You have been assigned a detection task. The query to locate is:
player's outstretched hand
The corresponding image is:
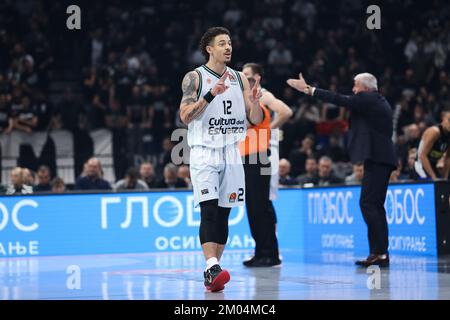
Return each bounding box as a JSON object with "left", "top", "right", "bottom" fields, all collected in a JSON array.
[
  {"left": 287, "top": 73, "right": 308, "bottom": 92},
  {"left": 249, "top": 77, "right": 262, "bottom": 104},
  {"left": 211, "top": 71, "right": 230, "bottom": 96}
]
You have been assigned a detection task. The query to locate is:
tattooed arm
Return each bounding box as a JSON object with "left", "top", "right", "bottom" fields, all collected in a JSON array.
[
  {"left": 179, "top": 71, "right": 207, "bottom": 125},
  {"left": 180, "top": 70, "right": 230, "bottom": 125}
]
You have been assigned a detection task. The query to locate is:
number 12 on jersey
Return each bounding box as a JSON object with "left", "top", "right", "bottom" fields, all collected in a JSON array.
[{"left": 223, "top": 100, "right": 232, "bottom": 115}]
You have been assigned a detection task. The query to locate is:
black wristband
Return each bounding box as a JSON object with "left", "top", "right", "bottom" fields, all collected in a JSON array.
[{"left": 203, "top": 91, "right": 215, "bottom": 103}]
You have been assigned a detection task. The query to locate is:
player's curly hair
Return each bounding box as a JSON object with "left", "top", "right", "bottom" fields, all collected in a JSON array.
[{"left": 199, "top": 27, "right": 231, "bottom": 61}]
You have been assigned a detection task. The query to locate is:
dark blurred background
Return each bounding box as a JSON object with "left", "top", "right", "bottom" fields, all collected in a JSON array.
[{"left": 0, "top": 0, "right": 449, "bottom": 192}]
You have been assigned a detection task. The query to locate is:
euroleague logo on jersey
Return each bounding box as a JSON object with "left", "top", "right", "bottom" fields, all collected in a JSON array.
[{"left": 229, "top": 192, "right": 237, "bottom": 203}]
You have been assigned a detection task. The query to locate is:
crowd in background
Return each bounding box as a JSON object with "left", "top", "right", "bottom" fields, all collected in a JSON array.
[{"left": 1, "top": 0, "right": 450, "bottom": 194}]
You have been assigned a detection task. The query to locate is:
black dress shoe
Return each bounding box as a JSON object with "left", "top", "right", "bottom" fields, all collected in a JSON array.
[
  {"left": 355, "top": 254, "right": 389, "bottom": 267},
  {"left": 355, "top": 254, "right": 376, "bottom": 266},
  {"left": 243, "top": 256, "right": 282, "bottom": 267},
  {"left": 243, "top": 256, "right": 258, "bottom": 267}
]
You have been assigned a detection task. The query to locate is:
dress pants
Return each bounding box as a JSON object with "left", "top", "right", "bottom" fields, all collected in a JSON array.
[
  {"left": 243, "top": 153, "right": 279, "bottom": 259},
  {"left": 360, "top": 160, "right": 394, "bottom": 254}
]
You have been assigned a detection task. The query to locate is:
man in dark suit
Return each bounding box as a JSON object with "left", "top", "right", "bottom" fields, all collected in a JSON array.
[
  {"left": 287, "top": 73, "right": 397, "bottom": 267},
  {"left": 75, "top": 157, "right": 112, "bottom": 191}
]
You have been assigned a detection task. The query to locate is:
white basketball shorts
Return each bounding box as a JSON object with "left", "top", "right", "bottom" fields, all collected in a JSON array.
[{"left": 190, "top": 143, "right": 245, "bottom": 208}]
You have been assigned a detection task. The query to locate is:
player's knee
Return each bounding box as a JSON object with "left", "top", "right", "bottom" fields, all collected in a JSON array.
[
  {"left": 199, "top": 199, "right": 222, "bottom": 244},
  {"left": 216, "top": 207, "right": 231, "bottom": 244}
]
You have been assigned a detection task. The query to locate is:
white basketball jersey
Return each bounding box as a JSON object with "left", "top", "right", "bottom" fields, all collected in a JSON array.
[{"left": 187, "top": 65, "right": 247, "bottom": 148}]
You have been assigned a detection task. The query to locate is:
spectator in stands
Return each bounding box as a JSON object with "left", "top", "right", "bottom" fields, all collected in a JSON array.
[
  {"left": 321, "top": 133, "right": 349, "bottom": 163},
  {"left": 10, "top": 95, "right": 38, "bottom": 133},
  {"left": 345, "top": 162, "right": 364, "bottom": 185},
  {"left": 156, "top": 163, "right": 187, "bottom": 189},
  {"left": 90, "top": 28, "right": 104, "bottom": 67},
  {"left": 320, "top": 99, "right": 346, "bottom": 123},
  {"left": 125, "top": 85, "right": 153, "bottom": 158},
  {"left": 0, "top": 91, "right": 13, "bottom": 134},
  {"left": 413, "top": 104, "right": 427, "bottom": 130},
  {"left": 267, "top": 42, "right": 293, "bottom": 77},
  {"left": 279, "top": 158, "right": 298, "bottom": 186},
  {"left": 105, "top": 99, "right": 128, "bottom": 129},
  {"left": 150, "top": 86, "right": 173, "bottom": 137},
  {"left": 390, "top": 161, "right": 403, "bottom": 183},
  {"left": 316, "top": 156, "right": 344, "bottom": 186},
  {"left": 177, "top": 164, "right": 192, "bottom": 189},
  {"left": 32, "top": 91, "right": 53, "bottom": 131},
  {"left": 157, "top": 136, "right": 175, "bottom": 171},
  {"left": 114, "top": 167, "right": 148, "bottom": 191},
  {"left": 89, "top": 79, "right": 110, "bottom": 130},
  {"left": 139, "top": 162, "right": 157, "bottom": 188},
  {"left": 405, "top": 123, "right": 422, "bottom": 150},
  {"left": 6, "top": 167, "right": 33, "bottom": 195},
  {"left": 51, "top": 177, "right": 66, "bottom": 193},
  {"left": 401, "top": 148, "right": 418, "bottom": 180},
  {"left": 55, "top": 87, "right": 85, "bottom": 131},
  {"left": 297, "top": 156, "right": 318, "bottom": 186},
  {"left": 291, "top": 102, "right": 320, "bottom": 140},
  {"left": 74, "top": 157, "right": 112, "bottom": 190},
  {"left": 20, "top": 54, "right": 39, "bottom": 91},
  {"left": 289, "top": 134, "right": 315, "bottom": 177},
  {"left": 33, "top": 165, "right": 52, "bottom": 192},
  {"left": 126, "top": 85, "right": 147, "bottom": 129},
  {"left": 21, "top": 168, "right": 35, "bottom": 186},
  {"left": 105, "top": 98, "right": 129, "bottom": 179},
  {"left": 79, "top": 161, "right": 89, "bottom": 178}
]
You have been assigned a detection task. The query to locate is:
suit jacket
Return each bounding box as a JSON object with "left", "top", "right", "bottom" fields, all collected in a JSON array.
[
  {"left": 75, "top": 176, "right": 112, "bottom": 190},
  {"left": 314, "top": 89, "right": 397, "bottom": 167}
]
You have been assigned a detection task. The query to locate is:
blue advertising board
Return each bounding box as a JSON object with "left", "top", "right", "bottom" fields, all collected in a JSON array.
[
  {"left": 301, "top": 183, "right": 437, "bottom": 256},
  {"left": 0, "top": 182, "right": 438, "bottom": 258},
  {"left": 0, "top": 192, "right": 254, "bottom": 257}
]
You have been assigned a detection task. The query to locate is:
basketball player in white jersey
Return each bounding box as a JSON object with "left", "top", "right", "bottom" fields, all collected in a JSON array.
[
  {"left": 179, "top": 27, "right": 263, "bottom": 292},
  {"left": 242, "top": 63, "right": 292, "bottom": 267}
]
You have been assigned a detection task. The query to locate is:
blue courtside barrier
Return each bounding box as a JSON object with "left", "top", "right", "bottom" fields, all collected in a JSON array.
[
  {"left": 0, "top": 182, "right": 442, "bottom": 257},
  {"left": 300, "top": 182, "right": 437, "bottom": 256}
]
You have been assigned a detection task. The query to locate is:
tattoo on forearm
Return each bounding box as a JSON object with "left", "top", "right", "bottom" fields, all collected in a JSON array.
[
  {"left": 180, "top": 71, "right": 209, "bottom": 123},
  {"left": 185, "top": 101, "right": 207, "bottom": 122},
  {"left": 181, "top": 97, "right": 196, "bottom": 105}
]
